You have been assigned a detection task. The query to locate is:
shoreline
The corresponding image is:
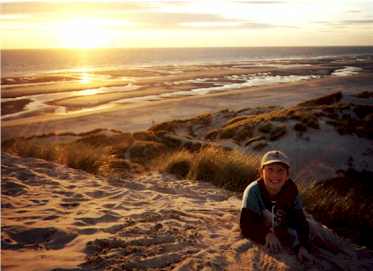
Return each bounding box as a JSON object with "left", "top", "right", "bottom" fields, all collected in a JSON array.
[
  {"left": 2, "top": 72, "right": 373, "bottom": 141},
  {"left": 2, "top": 57, "right": 372, "bottom": 121}
]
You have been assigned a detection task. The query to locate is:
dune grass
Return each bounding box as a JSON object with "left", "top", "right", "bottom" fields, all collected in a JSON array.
[
  {"left": 300, "top": 169, "right": 373, "bottom": 249},
  {"left": 159, "top": 146, "right": 259, "bottom": 192},
  {"left": 160, "top": 150, "right": 194, "bottom": 178},
  {"left": 3, "top": 139, "right": 105, "bottom": 174}
]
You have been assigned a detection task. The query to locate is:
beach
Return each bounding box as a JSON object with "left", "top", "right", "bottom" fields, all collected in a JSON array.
[
  {"left": 2, "top": 55, "right": 373, "bottom": 140},
  {"left": 2, "top": 52, "right": 373, "bottom": 270}
]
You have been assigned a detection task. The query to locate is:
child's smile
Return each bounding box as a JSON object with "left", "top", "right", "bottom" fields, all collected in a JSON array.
[{"left": 261, "top": 163, "right": 289, "bottom": 195}]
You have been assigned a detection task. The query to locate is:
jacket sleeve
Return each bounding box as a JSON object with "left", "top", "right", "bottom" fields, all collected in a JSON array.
[
  {"left": 240, "top": 207, "right": 271, "bottom": 244},
  {"left": 289, "top": 196, "right": 310, "bottom": 250}
]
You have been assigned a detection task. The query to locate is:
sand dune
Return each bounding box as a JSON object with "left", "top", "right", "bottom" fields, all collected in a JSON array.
[{"left": 2, "top": 153, "right": 373, "bottom": 270}]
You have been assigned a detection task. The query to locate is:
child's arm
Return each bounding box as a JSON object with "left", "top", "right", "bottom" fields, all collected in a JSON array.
[{"left": 240, "top": 207, "right": 271, "bottom": 244}]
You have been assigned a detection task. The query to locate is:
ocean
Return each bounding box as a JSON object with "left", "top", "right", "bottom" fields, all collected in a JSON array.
[{"left": 2, "top": 46, "right": 373, "bottom": 77}]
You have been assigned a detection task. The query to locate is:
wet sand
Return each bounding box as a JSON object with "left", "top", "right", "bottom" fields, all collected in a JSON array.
[
  {"left": 2, "top": 71, "right": 373, "bottom": 141},
  {"left": 1, "top": 99, "right": 32, "bottom": 116}
]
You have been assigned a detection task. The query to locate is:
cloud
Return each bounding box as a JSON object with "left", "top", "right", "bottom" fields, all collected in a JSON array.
[
  {"left": 341, "top": 19, "right": 373, "bottom": 25},
  {"left": 118, "top": 11, "right": 293, "bottom": 30},
  {"left": 0, "top": 1, "right": 151, "bottom": 15},
  {"left": 0, "top": 0, "right": 302, "bottom": 32},
  {"left": 347, "top": 10, "right": 362, "bottom": 14},
  {"left": 130, "top": 12, "right": 233, "bottom": 28},
  {"left": 310, "top": 19, "right": 373, "bottom": 30},
  {"left": 234, "top": 1, "right": 287, "bottom": 4}
]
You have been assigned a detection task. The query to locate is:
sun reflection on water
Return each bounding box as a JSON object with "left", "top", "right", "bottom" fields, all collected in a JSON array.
[
  {"left": 79, "top": 88, "right": 99, "bottom": 95},
  {"left": 79, "top": 73, "right": 92, "bottom": 84}
]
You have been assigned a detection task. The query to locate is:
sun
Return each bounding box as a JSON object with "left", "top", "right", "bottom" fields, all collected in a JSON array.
[{"left": 56, "top": 18, "right": 112, "bottom": 48}]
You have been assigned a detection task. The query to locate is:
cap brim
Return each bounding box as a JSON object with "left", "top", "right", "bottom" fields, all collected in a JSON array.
[{"left": 262, "top": 160, "right": 290, "bottom": 167}]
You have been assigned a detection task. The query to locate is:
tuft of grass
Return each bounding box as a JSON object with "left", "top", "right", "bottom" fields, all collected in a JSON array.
[
  {"left": 258, "top": 122, "right": 273, "bottom": 133},
  {"left": 298, "top": 92, "right": 342, "bottom": 107},
  {"left": 224, "top": 116, "right": 249, "bottom": 127},
  {"left": 58, "top": 142, "right": 104, "bottom": 174},
  {"left": 219, "top": 126, "right": 237, "bottom": 139},
  {"left": 127, "top": 140, "right": 166, "bottom": 164},
  {"left": 205, "top": 129, "right": 219, "bottom": 140},
  {"left": 132, "top": 131, "right": 157, "bottom": 141},
  {"left": 233, "top": 126, "right": 254, "bottom": 142},
  {"left": 3, "top": 139, "right": 59, "bottom": 161},
  {"left": 159, "top": 146, "right": 259, "bottom": 192},
  {"left": 269, "top": 125, "right": 287, "bottom": 141},
  {"left": 300, "top": 169, "right": 373, "bottom": 249},
  {"left": 290, "top": 110, "right": 320, "bottom": 129},
  {"left": 190, "top": 147, "right": 259, "bottom": 192},
  {"left": 160, "top": 150, "right": 194, "bottom": 178},
  {"left": 3, "top": 139, "right": 105, "bottom": 174},
  {"left": 251, "top": 140, "right": 267, "bottom": 150}
]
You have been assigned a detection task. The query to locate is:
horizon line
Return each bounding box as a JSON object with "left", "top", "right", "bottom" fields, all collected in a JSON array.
[{"left": 3, "top": 45, "right": 373, "bottom": 51}]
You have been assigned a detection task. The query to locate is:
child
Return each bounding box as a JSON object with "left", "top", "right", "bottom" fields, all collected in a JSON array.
[{"left": 240, "top": 150, "right": 313, "bottom": 262}]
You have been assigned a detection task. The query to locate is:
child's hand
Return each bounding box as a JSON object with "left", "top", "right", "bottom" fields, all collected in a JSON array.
[
  {"left": 262, "top": 210, "right": 273, "bottom": 227},
  {"left": 265, "top": 232, "right": 282, "bottom": 253},
  {"left": 297, "top": 246, "right": 314, "bottom": 263}
]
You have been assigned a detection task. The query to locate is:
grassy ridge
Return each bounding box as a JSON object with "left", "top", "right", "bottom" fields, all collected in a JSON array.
[
  {"left": 3, "top": 138, "right": 105, "bottom": 174},
  {"left": 158, "top": 147, "right": 259, "bottom": 192}
]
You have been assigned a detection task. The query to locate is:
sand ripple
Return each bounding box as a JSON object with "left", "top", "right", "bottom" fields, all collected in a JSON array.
[{"left": 2, "top": 153, "right": 372, "bottom": 271}]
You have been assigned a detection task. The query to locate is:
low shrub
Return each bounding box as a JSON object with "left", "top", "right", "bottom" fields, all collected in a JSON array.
[
  {"left": 251, "top": 140, "right": 267, "bottom": 150},
  {"left": 298, "top": 92, "right": 342, "bottom": 106},
  {"left": 269, "top": 125, "right": 287, "bottom": 140},
  {"left": 219, "top": 126, "right": 237, "bottom": 139},
  {"left": 258, "top": 122, "right": 273, "bottom": 133},
  {"left": 128, "top": 140, "right": 166, "bottom": 163},
  {"left": 59, "top": 143, "right": 104, "bottom": 174},
  {"left": 233, "top": 126, "right": 253, "bottom": 142}
]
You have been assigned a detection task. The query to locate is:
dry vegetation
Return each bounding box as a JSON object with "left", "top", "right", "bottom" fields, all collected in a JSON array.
[
  {"left": 2, "top": 91, "right": 373, "bottom": 249},
  {"left": 300, "top": 169, "right": 373, "bottom": 249},
  {"left": 157, "top": 147, "right": 259, "bottom": 192}
]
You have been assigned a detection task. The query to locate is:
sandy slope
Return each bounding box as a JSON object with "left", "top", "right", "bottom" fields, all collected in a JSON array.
[
  {"left": 2, "top": 153, "right": 373, "bottom": 271},
  {"left": 2, "top": 152, "right": 242, "bottom": 271}
]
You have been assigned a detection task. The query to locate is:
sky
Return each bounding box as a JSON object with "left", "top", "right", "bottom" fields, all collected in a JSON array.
[{"left": 1, "top": 0, "right": 373, "bottom": 49}]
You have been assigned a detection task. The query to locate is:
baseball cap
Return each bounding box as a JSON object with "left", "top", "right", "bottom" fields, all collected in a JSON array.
[{"left": 261, "top": 150, "right": 290, "bottom": 168}]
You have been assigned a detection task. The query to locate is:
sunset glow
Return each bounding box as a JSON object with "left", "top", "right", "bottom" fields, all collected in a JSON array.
[
  {"left": 1, "top": 0, "right": 372, "bottom": 49},
  {"left": 56, "top": 19, "right": 113, "bottom": 49},
  {"left": 79, "top": 73, "right": 93, "bottom": 84}
]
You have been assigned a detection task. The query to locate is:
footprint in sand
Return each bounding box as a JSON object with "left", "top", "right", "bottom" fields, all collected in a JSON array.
[
  {"left": 1, "top": 178, "right": 29, "bottom": 196},
  {"left": 74, "top": 212, "right": 121, "bottom": 226},
  {"left": 59, "top": 202, "right": 80, "bottom": 209},
  {"left": 2, "top": 226, "right": 77, "bottom": 250},
  {"left": 85, "top": 190, "right": 113, "bottom": 198}
]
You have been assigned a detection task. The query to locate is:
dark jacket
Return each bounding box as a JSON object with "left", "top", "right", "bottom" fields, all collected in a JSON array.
[{"left": 240, "top": 178, "right": 310, "bottom": 250}]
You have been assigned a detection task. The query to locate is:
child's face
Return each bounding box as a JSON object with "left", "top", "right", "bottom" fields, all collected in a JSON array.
[{"left": 261, "top": 163, "right": 289, "bottom": 195}]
